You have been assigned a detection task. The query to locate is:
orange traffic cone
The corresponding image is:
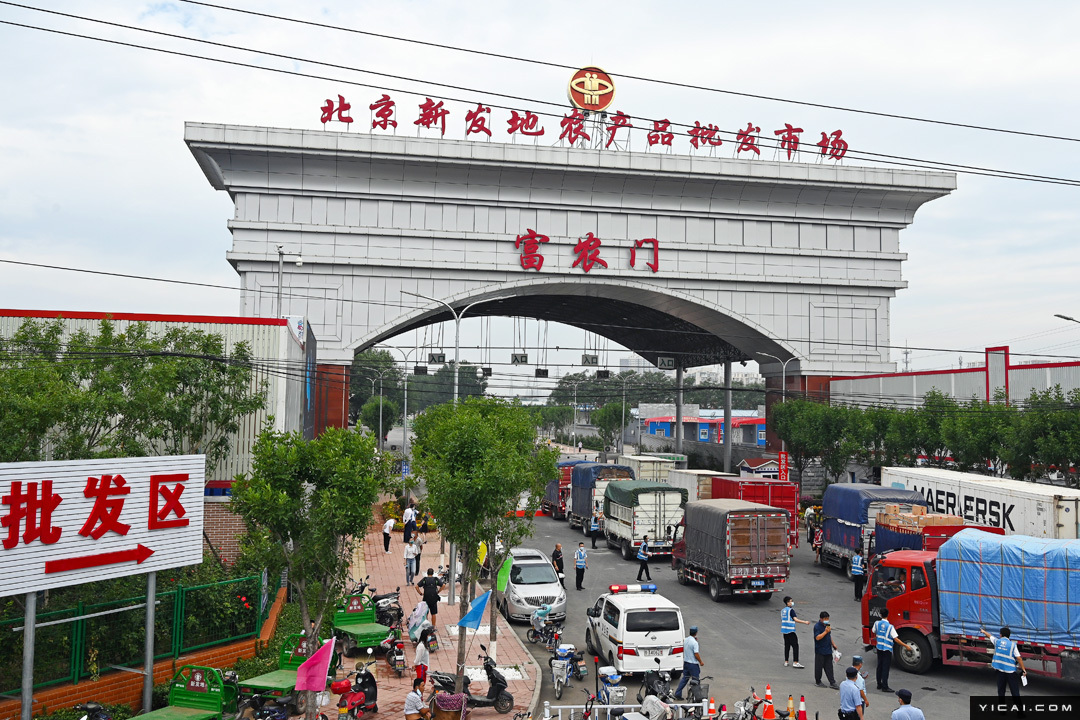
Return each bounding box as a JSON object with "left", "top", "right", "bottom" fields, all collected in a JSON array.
[
  {"left": 762, "top": 685, "right": 776, "bottom": 720},
  {"left": 707, "top": 698, "right": 718, "bottom": 718},
  {"left": 787, "top": 695, "right": 795, "bottom": 717},
  {"left": 797, "top": 696, "right": 808, "bottom": 720},
  {"left": 765, "top": 684, "right": 773, "bottom": 704}
]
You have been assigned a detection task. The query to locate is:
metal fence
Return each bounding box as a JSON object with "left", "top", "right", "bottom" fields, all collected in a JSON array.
[
  {"left": 0, "top": 575, "right": 270, "bottom": 697},
  {"left": 541, "top": 700, "right": 710, "bottom": 720}
]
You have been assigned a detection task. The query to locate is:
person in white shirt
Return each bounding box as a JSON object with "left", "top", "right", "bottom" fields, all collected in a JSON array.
[
  {"left": 383, "top": 516, "right": 396, "bottom": 554},
  {"left": 402, "top": 504, "right": 417, "bottom": 543},
  {"left": 404, "top": 540, "right": 419, "bottom": 585}
]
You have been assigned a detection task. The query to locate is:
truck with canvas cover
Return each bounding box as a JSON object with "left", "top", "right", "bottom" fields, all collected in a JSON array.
[
  {"left": 543, "top": 460, "right": 584, "bottom": 519},
  {"left": 861, "top": 529, "right": 1080, "bottom": 679},
  {"left": 602, "top": 480, "right": 687, "bottom": 561},
  {"left": 819, "top": 483, "right": 927, "bottom": 578},
  {"left": 569, "top": 462, "right": 634, "bottom": 530},
  {"left": 137, "top": 666, "right": 238, "bottom": 720},
  {"left": 333, "top": 593, "right": 391, "bottom": 655},
  {"left": 882, "top": 466, "right": 1080, "bottom": 539},
  {"left": 710, "top": 476, "right": 801, "bottom": 549},
  {"left": 672, "top": 499, "right": 790, "bottom": 601},
  {"left": 237, "top": 633, "right": 327, "bottom": 716}
]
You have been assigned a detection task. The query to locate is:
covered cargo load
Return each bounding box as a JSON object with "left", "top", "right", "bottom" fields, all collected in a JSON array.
[
  {"left": 711, "top": 476, "right": 800, "bottom": 549},
  {"left": 875, "top": 519, "right": 1004, "bottom": 554},
  {"left": 883, "top": 466, "right": 1080, "bottom": 538},
  {"left": 603, "top": 480, "right": 687, "bottom": 559},
  {"left": 543, "top": 460, "right": 586, "bottom": 518},
  {"left": 604, "top": 480, "right": 688, "bottom": 511},
  {"left": 569, "top": 462, "right": 633, "bottom": 528},
  {"left": 668, "top": 469, "right": 727, "bottom": 502},
  {"left": 823, "top": 484, "right": 927, "bottom": 524},
  {"left": 938, "top": 530, "right": 1080, "bottom": 649}
]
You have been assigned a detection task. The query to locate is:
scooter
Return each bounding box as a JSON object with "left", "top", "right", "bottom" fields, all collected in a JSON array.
[
  {"left": 236, "top": 693, "right": 292, "bottom": 720},
  {"left": 548, "top": 643, "right": 586, "bottom": 700},
  {"left": 636, "top": 657, "right": 674, "bottom": 703},
  {"left": 597, "top": 665, "right": 627, "bottom": 706},
  {"left": 382, "top": 627, "right": 407, "bottom": 677},
  {"left": 74, "top": 703, "right": 113, "bottom": 720},
  {"left": 330, "top": 648, "right": 379, "bottom": 719},
  {"left": 427, "top": 644, "right": 514, "bottom": 713}
]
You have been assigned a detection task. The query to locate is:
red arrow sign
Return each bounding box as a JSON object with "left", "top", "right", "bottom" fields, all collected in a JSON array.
[{"left": 45, "top": 544, "right": 155, "bottom": 574}]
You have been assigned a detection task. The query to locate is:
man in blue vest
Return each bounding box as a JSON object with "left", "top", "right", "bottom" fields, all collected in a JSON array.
[
  {"left": 851, "top": 544, "right": 866, "bottom": 601},
  {"left": 590, "top": 511, "right": 601, "bottom": 549},
  {"left": 981, "top": 627, "right": 1027, "bottom": 697},
  {"left": 780, "top": 595, "right": 811, "bottom": 668},
  {"left": 871, "top": 608, "right": 914, "bottom": 693},
  {"left": 636, "top": 535, "right": 652, "bottom": 582},
  {"left": 574, "top": 542, "right": 588, "bottom": 590}
]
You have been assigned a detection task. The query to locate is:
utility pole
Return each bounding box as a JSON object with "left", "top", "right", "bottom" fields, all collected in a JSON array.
[
  {"left": 756, "top": 352, "right": 798, "bottom": 453},
  {"left": 902, "top": 345, "right": 911, "bottom": 373}
]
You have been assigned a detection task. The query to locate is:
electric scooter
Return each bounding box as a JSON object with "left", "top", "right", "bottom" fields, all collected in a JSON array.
[
  {"left": 330, "top": 648, "right": 379, "bottom": 719},
  {"left": 427, "top": 644, "right": 514, "bottom": 713},
  {"left": 636, "top": 657, "right": 674, "bottom": 703},
  {"left": 75, "top": 703, "right": 113, "bottom": 720}
]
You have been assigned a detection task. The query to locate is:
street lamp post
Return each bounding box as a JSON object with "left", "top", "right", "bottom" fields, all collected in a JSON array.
[
  {"left": 357, "top": 371, "right": 389, "bottom": 450},
  {"left": 1055, "top": 314, "right": 1080, "bottom": 324},
  {"left": 756, "top": 352, "right": 798, "bottom": 453},
  {"left": 275, "top": 245, "right": 284, "bottom": 317},
  {"left": 388, "top": 348, "right": 417, "bottom": 463},
  {"left": 620, "top": 375, "right": 629, "bottom": 455}
]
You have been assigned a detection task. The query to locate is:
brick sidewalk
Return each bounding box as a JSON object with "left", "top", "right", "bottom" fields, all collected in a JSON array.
[{"left": 316, "top": 518, "right": 541, "bottom": 719}]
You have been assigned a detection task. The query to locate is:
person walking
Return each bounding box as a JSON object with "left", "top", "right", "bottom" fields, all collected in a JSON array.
[
  {"left": 813, "top": 525, "right": 823, "bottom": 564},
  {"left": 673, "top": 626, "right": 704, "bottom": 700},
  {"left": 981, "top": 627, "right": 1027, "bottom": 698},
  {"left": 781, "top": 596, "right": 811, "bottom": 668},
  {"left": 416, "top": 568, "right": 442, "bottom": 628},
  {"left": 404, "top": 539, "right": 419, "bottom": 585},
  {"left": 590, "top": 511, "right": 601, "bottom": 549},
  {"left": 419, "top": 511, "right": 430, "bottom": 542},
  {"left": 402, "top": 503, "right": 417, "bottom": 544},
  {"left": 574, "top": 542, "right": 588, "bottom": 591},
  {"left": 838, "top": 667, "right": 864, "bottom": 720},
  {"left": 813, "top": 611, "right": 839, "bottom": 689},
  {"left": 851, "top": 655, "right": 870, "bottom": 712},
  {"left": 414, "top": 627, "right": 431, "bottom": 683},
  {"left": 636, "top": 535, "right": 652, "bottom": 582},
  {"left": 552, "top": 543, "right": 565, "bottom": 587},
  {"left": 872, "top": 608, "right": 914, "bottom": 692},
  {"left": 383, "top": 516, "right": 396, "bottom": 554},
  {"left": 891, "top": 689, "right": 925, "bottom": 720},
  {"left": 413, "top": 534, "right": 426, "bottom": 572},
  {"left": 578, "top": 441, "right": 583, "bottom": 453},
  {"left": 851, "top": 544, "right": 866, "bottom": 601}
]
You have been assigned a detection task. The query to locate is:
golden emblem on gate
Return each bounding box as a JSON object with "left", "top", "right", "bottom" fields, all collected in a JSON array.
[{"left": 568, "top": 67, "right": 615, "bottom": 111}]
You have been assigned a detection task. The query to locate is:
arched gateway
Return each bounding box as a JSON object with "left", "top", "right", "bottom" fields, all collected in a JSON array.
[{"left": 186, "top": 123, "right": 953, "bottom": 446}]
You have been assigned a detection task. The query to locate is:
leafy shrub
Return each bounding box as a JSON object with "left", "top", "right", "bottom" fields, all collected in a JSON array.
[{"left": 35, "top": 704, "right": 133, "bottom": 720}]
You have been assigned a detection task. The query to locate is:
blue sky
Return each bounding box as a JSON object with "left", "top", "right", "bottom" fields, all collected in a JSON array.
[{"left": 2, "top": 0, "right": 1079, "bottom": 381}]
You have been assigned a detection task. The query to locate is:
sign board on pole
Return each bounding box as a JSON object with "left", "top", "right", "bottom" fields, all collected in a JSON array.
[
  {"left": 656, "top": 357, "right": 676, "bottom": 370},
  {"left": 779, "top": 451, "right": 790, "bottom": 484},
  {"left": 0, "top": 455, "right": 205, "bottom": 598}
]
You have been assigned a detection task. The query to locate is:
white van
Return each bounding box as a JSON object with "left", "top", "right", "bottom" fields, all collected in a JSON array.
[{"left": 583, "top": 584, "right": 685, "bottom": 675}]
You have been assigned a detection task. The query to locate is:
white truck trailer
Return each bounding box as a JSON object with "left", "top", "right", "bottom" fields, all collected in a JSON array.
[
  {"left": 882, "top": 467, "right": 1080, "bottom": 539},
  {"left": 617, "top": 454, "right": 675, "bottom": 483},
  {"left": 603, "top": 480, "right": 688, "bottom": 561}
]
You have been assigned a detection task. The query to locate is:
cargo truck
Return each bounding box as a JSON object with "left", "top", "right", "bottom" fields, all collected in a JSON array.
[
  {"left": 882, "top": 466, "right": 1080, "bottom": 538},
  {"left": 603, "top": 480, "right": 688, "bottom": 560},
  {"left": 819, "top": 483, "right": 927, "bottom": 577},
  {"left": 569, "top": 463, "right": 634, "bottom": 530},
  {"left": 543, "top": 460, "right": 585, "bottom": 519},
  {"left": 711, "top": 476, "right": 800, "bottom": 549},
  {"left": 667, "top": 469, "right": 730, "bottom": 502},
  {"left": 873, "top": 514, "right": 1004, "bottom": 554},
  {"left": 617, "top": 454, "right": 674, "bottom": 482},
  {"left": 671, "top": 499, "right": 790, "bottom": 601},
  {"left": 861, "top": 529, "right": 1080, "bottom": 679}
]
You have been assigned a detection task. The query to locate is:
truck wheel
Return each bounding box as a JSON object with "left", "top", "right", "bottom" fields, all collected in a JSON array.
[
  {"left": 708, "top": 576, "right": 722, "bottom": 602},
  {"left": 607, "top": 534, "right": 618, "bottom": 550},
  {"left": 676, "top": 564, "right": 689, "bottom": 586},
  {"left": 583, "top": 522, "right": 590, "bottom": 537},
  {"left": 586, "top": 629, "right": 596, "bottom": 655},
  {"left": 895, "top": 632, "right": 933, "bottom": 674},
  {"left": 845, "top": 559, "right": 855, "bottom": 581},
  {"left": 289, "top": 692, "right": 306, "bottom": 718},
  {"left": 621, "top": 541, "right": 633, "bottom": 561}
]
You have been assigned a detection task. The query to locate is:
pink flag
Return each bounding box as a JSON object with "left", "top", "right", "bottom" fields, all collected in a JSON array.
[{"left": 294, "top": 638, "right": 334, "bottom": 692}]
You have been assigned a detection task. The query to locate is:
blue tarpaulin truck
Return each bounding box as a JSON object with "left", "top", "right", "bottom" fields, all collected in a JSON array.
[
  {"left": 568, "top": 462, "right": 633, "bottom": 530},
  {"left": 819, "top": 483, "right": 927, "bottom": 577}
]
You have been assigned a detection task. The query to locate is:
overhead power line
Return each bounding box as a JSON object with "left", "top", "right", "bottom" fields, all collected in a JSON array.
[{"left": 177, "top": 0, "right": 1080, "bottom": 145}]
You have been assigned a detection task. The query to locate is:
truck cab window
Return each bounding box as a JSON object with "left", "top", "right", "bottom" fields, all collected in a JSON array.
[
  {"left": 910, "top": 565, "right": 927, "bottom": 591},
  {"left": 872, "top": 565, "right": 908, "bottom": 600},
  {"left": 672, "top": 524, "right": 683, "bottom": 543}
]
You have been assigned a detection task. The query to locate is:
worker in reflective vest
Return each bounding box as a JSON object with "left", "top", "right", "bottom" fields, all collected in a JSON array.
[
  {"left": 636, "top": 535, "right": 652, "bottom": 582},
  {"left": 574, "top": 542, "right": 588, "bottom": 591},
  {"left": 871, "top": 608, "right": 913, "bottom": 693},
  {"left": 851, "top": 545, "right": 866, "bottom": 601},
  {"left": 982, "top": 627, "right": 1027, "bottom": 698},
  {"left": 590, "top": 512, "right": 601, "bottom": 549}
]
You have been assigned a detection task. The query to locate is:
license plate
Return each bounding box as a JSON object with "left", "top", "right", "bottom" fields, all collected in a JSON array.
[
  {"left": 643, "top": 648, "right": 666, "bottom": 657},
  {"left": 751, "top": 580, "right": 765, "bottom": 587}
]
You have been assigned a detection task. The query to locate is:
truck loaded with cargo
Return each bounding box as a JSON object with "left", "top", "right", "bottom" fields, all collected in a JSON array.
[
  {"left": 711, "top": 476, "right": 801, "bottom": 549},
  {"left": 671, "top": 499, "right": 790, "bottom": 601},
  {"left": 603, "top": 480, "right": 687, "bottom": 560},
  {"left": 873, "top": 510, "right": 1004, "bottom": 554},
  {"left": 819, "top": 483, "right": 927, "bottom": 577},
  {"left": 569, "top": 463, "right": 634, "bottom": 530},
  {"left": 544, "top": 460, "right": 585, "bottom": 519},
  {"left": 667, "top": 468, "right": 729, "bottom": 502},
  {"left": 861, "top": 529, "right": 1080, "bottom": 679},
  {"left": 882, "top": 466, "right": 1080, "bottom": 539}
]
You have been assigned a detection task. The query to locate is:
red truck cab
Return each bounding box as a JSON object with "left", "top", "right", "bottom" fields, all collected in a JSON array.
[{"left": 862, "top": 550, "right": 939, "bottom": 673}]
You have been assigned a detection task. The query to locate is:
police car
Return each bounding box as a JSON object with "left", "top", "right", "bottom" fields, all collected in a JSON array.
[{"left": 584, "top": 584, "right": 686, "bottom": 676}]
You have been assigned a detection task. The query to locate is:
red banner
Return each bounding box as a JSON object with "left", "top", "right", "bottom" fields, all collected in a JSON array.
[{"left": 779, "top": 451, "right": 789, "bottom": 484}]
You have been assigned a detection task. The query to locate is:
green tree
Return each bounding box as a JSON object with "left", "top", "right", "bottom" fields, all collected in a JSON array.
[
  {"left": 591, "top": 402, "right": 627, "bottom": 449},
  {"left": 536, "top": 405, "right": 573, "bottom": 433},
  {"left": 408, "top": 362, "right": 487, "bottom": 413},
  {"left": 819, "top": 404, "right": 865, "bottom": 483},
  {"left": 771, "top": 399, "right": 828, "bottom": 492},
  {"left": 360, "top": 396, "right": 400, "bottom": 447},
  {"left": 231, "top": 427, "right": 393, "bottom": 718},
  {"left": 0, "top": 318, "right": 72, "bottom": 462},
  {"left": 350, "top": 349, "right": 404, "bottom": 422},
  {"left": 411, "top": 397, "right": 556, "bottom": 689}
]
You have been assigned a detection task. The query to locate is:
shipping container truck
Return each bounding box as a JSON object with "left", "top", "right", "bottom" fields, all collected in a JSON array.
[
  {"left": 711, "top": 476, "right": 801, "bottom": 549},
  {"left": 543, "top": 460, "right": 585, "bottom": 519},
  {"left": 819, "top": 483, "right": 927, "bottom": 577},
  {"left": 603, "top": 480, "right": 688, "bottom": 560},
  {"left": 882, "top": 466, "right": 1080, "bottom": 539},
  {"left": 671, "top": 499, "right": 790, "bottom": 601},
  {"left": 861, "top": 529, "right": 1080, "bottom": 679},
  {"left": 570, "top": 462, "right": 634, "bottom": 530},
  {"left": 667, "top": 469, "right": 732, "bottom": 502},
  {"left": 617, "top": 454, "right": 675, "bottom": 482}
]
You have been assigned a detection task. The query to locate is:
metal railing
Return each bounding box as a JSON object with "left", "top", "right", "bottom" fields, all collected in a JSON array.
[{"left": 541, "top": 699, "right": 710, "bottom": 720}]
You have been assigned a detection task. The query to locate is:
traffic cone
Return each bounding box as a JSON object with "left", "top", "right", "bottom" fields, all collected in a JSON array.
[
  {"left": 707, "top": 698, "right": 718, "bottom": 718},
  {"left": 765, "top": 684, "right": 773, "bottom": 704},
  {"left": 787, "top": 695, "right": 795, "bottom": 717},
  {"left": 762, "top": 685, "right": 776, "bottom": 720},
  {"left": 797, "top": 696, "right": 808, "bottom": 720}
]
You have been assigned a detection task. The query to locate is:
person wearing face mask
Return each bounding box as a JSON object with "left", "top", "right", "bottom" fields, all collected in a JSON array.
[
  {"left": 780, "top": 596, "right": 812, "bottom": 668},
  {"left": 813, "top": 611, "right": 839, "bottom": 689}
]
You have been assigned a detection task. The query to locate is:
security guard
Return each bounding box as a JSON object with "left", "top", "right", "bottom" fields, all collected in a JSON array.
[
  {"left": 590, "top": 511, "right": 601, "bottom": 549},
  {"left": 851, "top": 545, "right": 866, "bottom": 601},
  {"left": 872, "top": 608, "right": 914, "bottom": 692},
  {"left": 636, "top": 535, "right": 652, "bottom": 582},
  {"left": 981, "top": 627, "right": 1027, "bottom": 698},
  {"left": 574, "top": 542, "right": 588, "bottom": 590}
]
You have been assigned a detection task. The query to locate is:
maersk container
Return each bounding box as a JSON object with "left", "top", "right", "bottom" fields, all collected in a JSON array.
[
  {"left": 882, "top": 467, "right": 1080, "bottom": 539},
  {"left": 569, "top": 463, "right": 634, "bottom": 530}
]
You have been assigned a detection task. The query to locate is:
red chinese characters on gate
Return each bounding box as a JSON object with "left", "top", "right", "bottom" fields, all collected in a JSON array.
[
  {"left": 511, "top": 232, "right": 660, "bottom": 274},
  {"left": 0, "top": 473, "right": 191, "bottom": 549}
]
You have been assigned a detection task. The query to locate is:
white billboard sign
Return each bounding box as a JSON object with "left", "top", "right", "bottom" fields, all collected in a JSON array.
[{"left": 0, "top": 455, "right": 205, "bottom": 597}]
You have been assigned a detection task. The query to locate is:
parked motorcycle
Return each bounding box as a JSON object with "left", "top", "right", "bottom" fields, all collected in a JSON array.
[
  {"left": 330, "top": 648, "right": 379, "bottom": 720},
  {"left": 427, "top": 643, "right": 514, "bottom": 713},
  {"left": 719, "top": 687, "right": 776, "bottom": 720},
  {"left": 597, "top": 665, "right": 627, "bottom": 706},
  {"left": 549, "top": 643, "right": 587, "bottom": 700},
  {"left": 236, "top": 693, "right": 292, "bottom": 720},
  {"left": 636, "top": 657, "right": 674, "bottom": 703},
  {"left": 74, "top": 703, "right": 113, "bottom": 720},
  {"left": 382, "top": 627, "right": 407, "bottom": 677}
]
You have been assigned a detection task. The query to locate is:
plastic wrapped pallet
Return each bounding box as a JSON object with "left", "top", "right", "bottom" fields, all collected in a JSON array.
[{"left": 937, "top": 529, "right": 1080, "bottom": 648}]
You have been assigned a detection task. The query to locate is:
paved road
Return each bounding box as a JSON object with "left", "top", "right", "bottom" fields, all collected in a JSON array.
[{"left": 505, "top": 510, "right": 1077, "bottom": 719}]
